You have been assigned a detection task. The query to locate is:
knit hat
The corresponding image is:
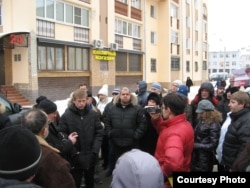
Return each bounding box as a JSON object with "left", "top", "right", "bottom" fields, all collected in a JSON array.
[
  {"left": 112, "top": 88, "right": 120, "bottom": 95},
  {"left": 172, "top": 80, "right": 183, "bottom": 87},
  {"left": 177, "top": 85, "right": 188, "bottom": 98},
  {"left": 196, "top": 99, "right": 215, "bottom": 113},
  {"left": 35, "top": 96, "right": 47, "bottom": 104},
  {"left": 37, "top": 99, "right": 57, "bottom": 114},
  {"left": 98, "top": 84, "right": 108, "bottom": 96},
  {"left": 0, "top": 126, "right": 41, "bottom": 181},
  {"left": 147, "top": 92, "right": 161, "bottom": 105},
  {"left": 151, "top": 82, "right": 162, "bottom": 91}
]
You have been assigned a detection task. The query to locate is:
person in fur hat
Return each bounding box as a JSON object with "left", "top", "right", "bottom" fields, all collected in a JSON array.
[{"left": 190, "top": 82, "right": 219, "bottom": 128}]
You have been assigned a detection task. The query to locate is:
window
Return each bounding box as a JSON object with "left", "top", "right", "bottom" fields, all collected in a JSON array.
[
  {"left": 38, "top": 45, "right": 64, "bottom": 70},
  {"left": 202, "top": 61, "right": 207, "bottom": 70},
  {"left": 117, "top": 0, "right": 127, "bottom": 3},
  {"left": 56, "top": 2, "right": 64, "bottom": 21},
  {"left": 151, "top": 58, "right": 156, "bottom": 72},
  {"left": 186, "top": 16, "right": 190, "bottom": 28},
  {"left": 131, "top": 0, "right": 141, "bottom": 9},
  {"left": 0, "top": 5, "right": 2, "bottom": 25},
  {"left": 186, "top": 61, "right": 190, "bottom": 72},
  {"left": 195, "top": 61, "right": 198, "bottom": 72},
  {"left": 151, "top": 32, "right": 157, "bottom": 44},
  {"left": 115, "top": 52, "right": 142, "bottom": 72},
  {"left": 36, "top": 0, "right": 89, "bottom": 27},
  {"left": 171, "top": 57, "right": 180, "bottom": 70},
  {"left": 170, "top": 4, "right": 178, "bottom": 18},
  {"left": 171, "top": 30, "right": 178, "bottom": 44},
  {"left": 68, "top": 47, "right": 89, "bottom": 71},
  {"left": 46, "top": 0, "right": 54, "bottom": 19},
  {"left": 100, "top": 61, "right": 108, "bottom": 71},
  {"left": 150, "top": 5, "right": 156, "bottom": 18},
  {"left": 186, "top": 38, "right": 190, "bottom": 49},
  {"left": 115, "top": 19, "right": 141, "bottom": 38}
]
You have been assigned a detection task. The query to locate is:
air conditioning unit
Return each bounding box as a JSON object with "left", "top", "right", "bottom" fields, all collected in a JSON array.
[
  {"left": 93, "top": 39, "right": 103, "bottom": 49},
  {"left": 110, "top": 43, "right": 118, "bottom": 51}
]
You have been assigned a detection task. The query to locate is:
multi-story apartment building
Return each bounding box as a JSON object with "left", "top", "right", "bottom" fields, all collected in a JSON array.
[
  {"left": 0, "top": 0, "right": 208, "bottom": 102},
  {"left": 208, "top": 50, "right": 240, "bottom": 76}
]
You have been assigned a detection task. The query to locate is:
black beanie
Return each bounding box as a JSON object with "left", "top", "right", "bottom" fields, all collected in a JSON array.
[
  {"left": 37, "top": 99, "right": 57, "bottom": 114},
  {"left": 35, "top": 96, "right": 47, "bottom": 104},
  {"left": 147, "top": 92, "right": 161, "bottom": 105},
  {"left": 0, "top": 126, "right": 41, "bottom": 181}
]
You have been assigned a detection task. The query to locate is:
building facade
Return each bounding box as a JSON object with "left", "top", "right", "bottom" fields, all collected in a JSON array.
[{"left": 0, "top": 0, "right": 208, "bottom": 102}]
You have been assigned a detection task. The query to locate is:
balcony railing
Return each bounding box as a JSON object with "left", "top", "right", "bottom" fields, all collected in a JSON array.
[{"left": 36, "top": 19, "right": 55, "bottom": 38}]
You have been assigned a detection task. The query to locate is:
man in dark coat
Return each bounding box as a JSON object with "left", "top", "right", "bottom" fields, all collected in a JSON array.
[
  {"left": 104, "top": 87, "right": 147, "bottom": 176},
  {"left": 59, "top": 89, "right": 103, "bottom": 188}
]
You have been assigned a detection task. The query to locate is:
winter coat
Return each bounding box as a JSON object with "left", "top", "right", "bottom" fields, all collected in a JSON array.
[
  {"left": 105, "top": 93, "right": 147, "bottom": 148},
  {"left": 152, "top": 113, "right": 194, "bottom": 188},
  {"left": 191, "top": 120, "right": 221, "bottom": 171},
  {"left": 33, "top": 136, "right": 75, "bottom": 188},
  {"left": 45, "top": 122, "right": 75, "bottom": 161},
  {"left": 137, "top": 81, "right": 149, "bottom": 107},
  {"left": 110, "top": 149, "right": 164, "bottom": 188},
  {"left": 217, "top": 97, "right": 230, "bottom": 123},
  {"left": 139, "top": 109, "right": 158, "bottom": 156},
  {"left": 222, "top": 108, "right": 250, "bottom": 168},
  {"left": 59, "top": 104, "right": 103, "bottom": 169}
]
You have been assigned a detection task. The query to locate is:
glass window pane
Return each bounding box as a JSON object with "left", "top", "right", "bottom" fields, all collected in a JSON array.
[
  {"left": 75, "top": 48, "right": 82, "bottom": 70},
  {"left": 36, "top": 0, "right": 45, "bottom": 17},
  {"left": 38, "top": 46, "right": 46, "bottom": 70},
  {"left": 66, "top": 5, "right": 73, "bottom": 23},
  {"left": 82, "top": 9, "right": 89, "bottom": 27},
  {"left": 47, "top": 47, "right": 54, "bottom": 70},
  {"left": 46, "top": 0, "right": 54, "bottom": 19},
  {"left": 129, "top": 54, "right": 141, "bottom": 71},
  {"left": 74, "top": 7, "right": 81, "bottom": 25},
  {"left": 56, "top": 2, "right": 64, "bottom": 22},
  {"left": 68, "top": 47, "right": 75, "bottom": 70},
  {"left": 82, "top": 49, "right": 89, "bottom": 70},
  {"left": 122, "top": 21, "right": 127, "bottom": 35},
  {"left": 56, "top": 48, "right": 63, "bottom": 70},
  {"left": 116, "top": 52, "right": 127, "bottom": 71}
]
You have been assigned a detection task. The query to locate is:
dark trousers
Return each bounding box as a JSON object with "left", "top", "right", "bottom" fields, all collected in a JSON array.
[
  {"left": 71, "top": 165, "right": 95, "bottom": 188},
  {"left": 110, "top": 144, "right": 133, "bottom": 171},
  {"left": 101, "top": 135, "right": 109, "bottom": 169}
]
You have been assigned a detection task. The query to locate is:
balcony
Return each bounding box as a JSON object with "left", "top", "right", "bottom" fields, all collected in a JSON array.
[
  {"left": 115, "top": 0, "right": 128, "bottom": 16},
  {"left": 131, "top": 7, "right": 142, "bottom": 21}
]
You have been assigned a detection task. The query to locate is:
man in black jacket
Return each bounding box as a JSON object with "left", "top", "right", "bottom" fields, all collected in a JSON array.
[
  {"left": 59, "top": 89, "right": 103, "bottom": 188},
  {"left": 104, "top": 87, "right": 147, "bottom": 176}
]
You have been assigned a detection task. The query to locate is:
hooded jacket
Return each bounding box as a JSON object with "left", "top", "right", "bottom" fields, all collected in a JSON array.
[
  {"left": 191, "top": 82, "right": 219, "bottom": 128},
  {"left": 137, "top": 81, "right": 149, "bottom": 107},
  {"left": 110, "top": 149, "right": 164, "bottom": 188}
]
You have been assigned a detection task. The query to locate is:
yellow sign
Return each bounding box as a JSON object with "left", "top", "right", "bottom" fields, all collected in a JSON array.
[{"left": 93, "top": 50, "right": 116, "bottom": 60}]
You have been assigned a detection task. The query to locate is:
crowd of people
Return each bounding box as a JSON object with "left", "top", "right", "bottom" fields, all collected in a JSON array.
[{"left": 1, "top": 75, "right": 250, "bottom": 188}]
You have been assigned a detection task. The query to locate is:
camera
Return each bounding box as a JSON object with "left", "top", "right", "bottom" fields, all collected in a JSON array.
[{"left": 145, "top": 106, "right": 161, "bottom": 114}]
